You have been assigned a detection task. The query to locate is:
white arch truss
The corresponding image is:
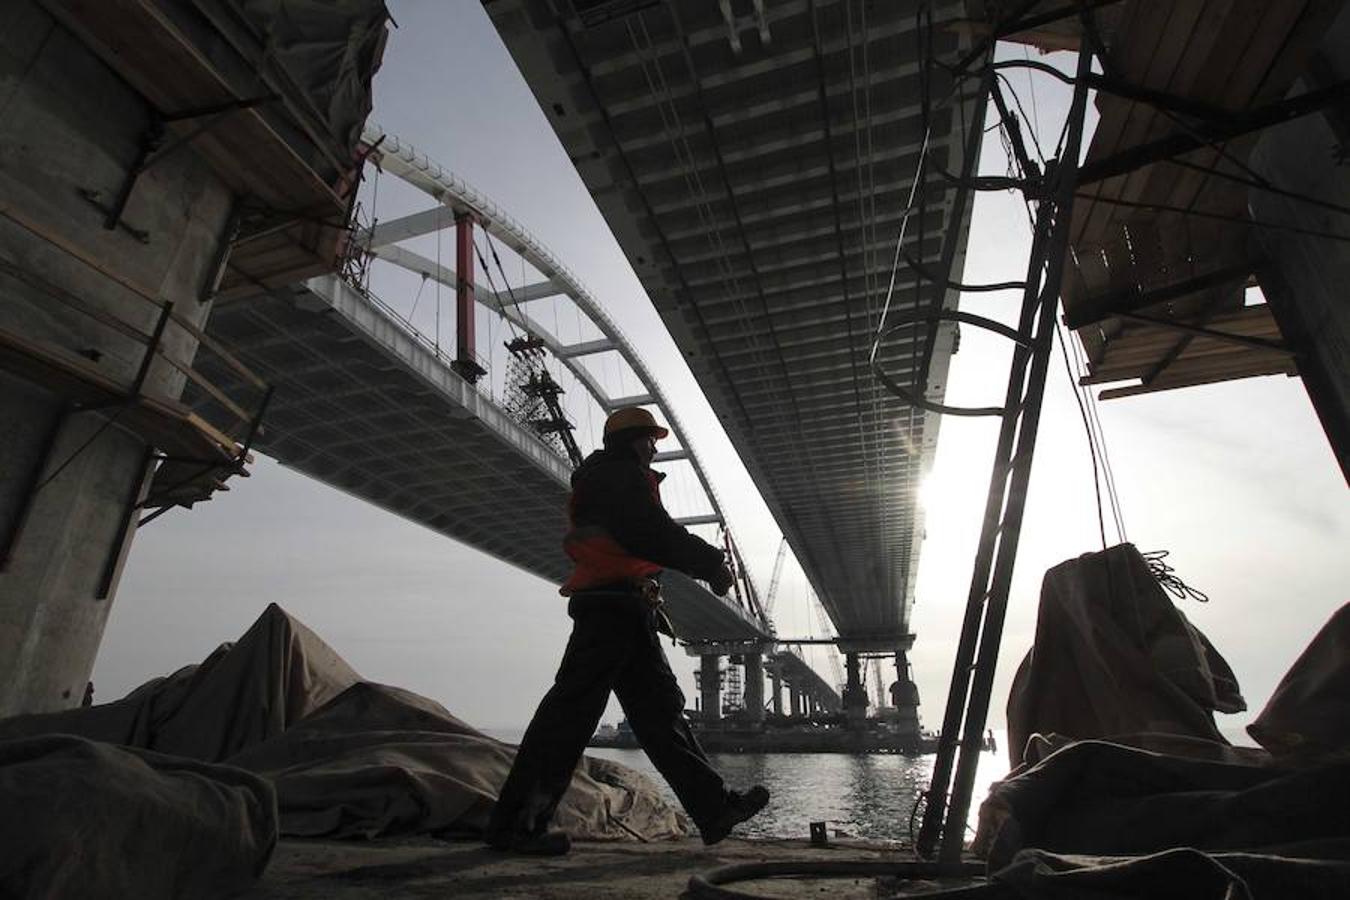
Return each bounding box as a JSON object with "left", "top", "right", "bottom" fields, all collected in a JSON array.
[{"left": 359, "top": 124, "right": 773, "bottom": 625}]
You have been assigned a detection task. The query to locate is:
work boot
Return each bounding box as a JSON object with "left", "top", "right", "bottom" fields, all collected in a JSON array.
[
  {"left": 485, "top": 829, "right": 572, "bottom": 856},
  {"left": 700, "top": 785, "right": 770, "bottom": 846}
]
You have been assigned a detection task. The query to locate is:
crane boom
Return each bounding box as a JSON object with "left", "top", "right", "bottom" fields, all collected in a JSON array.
[{"left": 764, "top": 537, "right": 788, "bottom": 619}]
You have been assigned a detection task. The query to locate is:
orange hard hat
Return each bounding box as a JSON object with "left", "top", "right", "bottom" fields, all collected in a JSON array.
[{"left": 604, "top": 406, "right": 669, "bottom": 439}]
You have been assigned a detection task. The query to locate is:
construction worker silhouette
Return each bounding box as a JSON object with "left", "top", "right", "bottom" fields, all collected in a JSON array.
[{"left": 485, "top": 407, "right": 769, "bottom": 854}]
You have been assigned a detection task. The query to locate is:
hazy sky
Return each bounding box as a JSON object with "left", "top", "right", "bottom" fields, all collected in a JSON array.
[{"left": 96, "top": 2, "right": 1347, "bottom": 737}]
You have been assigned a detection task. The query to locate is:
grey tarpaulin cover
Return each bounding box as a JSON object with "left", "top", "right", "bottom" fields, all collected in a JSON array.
[
  {"left": 0, "top": 602, "right": 362, "bottom": 762},
  {"left": 976, "top": 741, "right": 1350, "bottom": 898},
  {"left": 231, "top": 0, "right": 390, "bottom": 159},
  {"left": 1248, "top": 601, "right": 1350, "bottom": 761},
  {"left": 0, "top": 604, "right": 689, "bottom": 896},
  {"left": 993, "top": 847, "right": 1350, "bottom": 900},
  {"left": 227, "top": 679, "right": 686, "bottom": 840},
  {"left": 153, "top": 0, "right": 389, "bottom": 181},
  {"left": 971, "top": 551, "right": 1350, "bottom": 898},
  {"left": 0, "top": 735, "right": 276, "bottom": 900},
  {"left": 1005, "top": 543, "right": 1245, "bottom": 768}
]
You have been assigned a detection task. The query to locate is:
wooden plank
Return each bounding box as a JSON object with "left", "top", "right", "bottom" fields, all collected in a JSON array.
[
  {"left": 1153, "top": 1, "right": 1318, "bottom": 220},
  {"left": 1070, "top": 0, "right": 1189, "bottom": 248},
  {"left": 0, "top": 326, "right": 240, "bottom": 462},
  {"left": 1064, "top": 0, "right": 1345, "bottom": 397},
  {"left": 0, "top": 255, "right": 153, "bottom": 348},
  {"left": 1083, "top": 303, "right": 1279, "bottom": 376},
  {"left": 1091, "top": 0, "right": 1210, "bottom": 239},
  {"left": 1072, "top": 0, "right": 1314, "bottom": 251},
  {"left": 0, "top": 325, "right": 127, "bottom": 407},
  {"left": 168, "top": 314, "right": 269, "bottom": 390},
  {"left": 1098, "top": 354, "right": 1297, "bottom": 397},
  {"left": 1089, "top": 330, "right": 1278, "bottom": 375}
]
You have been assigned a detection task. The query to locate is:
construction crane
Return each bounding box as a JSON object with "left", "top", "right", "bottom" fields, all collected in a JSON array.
[
  {"left": 763, "top": 536, "right": 788, "bottom": 626},
  {"left": 808, "top": 587, "right": 846, "bottom": 692}
]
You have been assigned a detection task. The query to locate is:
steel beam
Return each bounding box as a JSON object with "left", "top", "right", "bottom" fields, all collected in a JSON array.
[
  {"left": 1063, "top": 260, "right": 1257, "bottom": 329},
  {"left": 1078, "top": 78, "right": 1350, "bottom": 185}
]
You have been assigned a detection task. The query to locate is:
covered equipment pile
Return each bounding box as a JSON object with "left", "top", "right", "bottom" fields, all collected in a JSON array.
[
  {"left": 975, "top": 545, "right": 1350, "bottom": 898},
  {"left": 0, "top": 604, "right": 688, "bottom": 899}
]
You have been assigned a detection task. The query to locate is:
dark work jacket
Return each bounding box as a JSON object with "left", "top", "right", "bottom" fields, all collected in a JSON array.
[{"left": 559, "top": 444, "right": 725, "bottom": 595}]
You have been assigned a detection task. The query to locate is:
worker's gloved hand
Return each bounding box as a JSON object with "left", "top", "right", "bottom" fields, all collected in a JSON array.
[{"left": 709, "top": 563, "right": 735, "bottom": 597}]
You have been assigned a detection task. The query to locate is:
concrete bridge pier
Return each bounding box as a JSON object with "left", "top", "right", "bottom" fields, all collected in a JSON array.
[
  {"left": 742, "top": 651, "right": 764, "bottom": 725},
  {"left": 842, "top": 652, "right": 868, "bottom": 728},
  {"left": 699, "top": 654, "right": 721, "bottom": 728},
  {"left": 892, "top": 651, "right": 921, "bottom": 742},
  {"left": 788, "top": 684, "right": 801, "bottom": 719},
  {"left": 770, "top": 666, "right": 783, "bottom": 715},
  {"left": 0, "top": 5, "right": 234, "bottom": 717}
]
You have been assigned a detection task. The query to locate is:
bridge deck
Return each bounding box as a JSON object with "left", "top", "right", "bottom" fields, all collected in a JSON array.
[
  {"left": 194, "top": 274, "right": 767, "bottom": 643},
  {"left": 487, "top": 0, "right": 981, "bottom": 643}
]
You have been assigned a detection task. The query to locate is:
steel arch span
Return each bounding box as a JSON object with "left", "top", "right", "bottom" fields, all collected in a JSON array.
[{"left": 194, "top": 126, "right": 783, "bottom": 647}]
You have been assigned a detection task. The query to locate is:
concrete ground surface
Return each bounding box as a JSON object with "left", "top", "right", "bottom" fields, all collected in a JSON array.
[{"left": 241, "top": 836, "right": 981, "bottom": 899}]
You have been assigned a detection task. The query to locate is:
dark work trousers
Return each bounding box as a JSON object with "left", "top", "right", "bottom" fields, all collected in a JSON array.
[{"left": 487, "top": 589, "right": 728, "bottom": 839}]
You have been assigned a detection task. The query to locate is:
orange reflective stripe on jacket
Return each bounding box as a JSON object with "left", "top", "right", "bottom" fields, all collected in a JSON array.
[{"left": 559, "top": 525, "right": 661, "bottom": 596}]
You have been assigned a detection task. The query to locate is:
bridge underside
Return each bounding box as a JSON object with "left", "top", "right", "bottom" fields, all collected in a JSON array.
[
  {"left": 487, "top": 0, "right": 980, "bottom": 644},
  {"left": 194, "top": 274, "right": 767, "bottom": 642}
]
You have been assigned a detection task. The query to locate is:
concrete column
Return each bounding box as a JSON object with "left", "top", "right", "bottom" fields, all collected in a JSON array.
[
  {"left": 788, "top": 685, "right": 801, "bottom": 719},
  {"left": 700, "top": 654, "right": 721, "bottom": 728},
  {"left": 843, "top": 652, "right": 868, "bottom": 727},
  {"left": 743, "top": 651, "right": 764, "bottom": 725},
  {"left": 0, "top": 4, "right": 235, "bottom": 717},
  {"left": 892, "top": 651, "right": 922, "bottom": 745},
  {"left": 770, "top": 666, "right": 783, "bottom": 715},
  {"left": 1248, "top": 42, "right": 1350, "bottom": 481}
]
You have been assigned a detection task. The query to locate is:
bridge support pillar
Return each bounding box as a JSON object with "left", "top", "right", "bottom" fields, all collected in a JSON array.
[
  {"left": 453, "top": 212, "right": 485, "bottom": 383},
  {"left": 699, "top": 654, "right": 721, "bottom": 728},
  {"left": 0, "top": 6, "right": 234, "bottom": 717},
  {"left": 842, "top": 652, "right": 868, "bottom": 728},
  {"left": 770, "top": 666, "right": 783, "bottom": 716},
  {"left": 743, "top": 652, "right": 764, "bottom": 726},
  {"left": 788, "top": 685, "right": 801, "bottom": 719},
  {"left": 892, "top": 651, "right": 921, "bottom": 746}
]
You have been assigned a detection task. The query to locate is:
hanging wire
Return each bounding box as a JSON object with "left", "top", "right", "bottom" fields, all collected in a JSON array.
[
  {"left": 434, "top": 204, "right": 442, "bottom": 354},
  {"left": 841, "top": 0, "right": 889, "bottom": 578},
  {"left": 484, "top": 230, "right": 532, "bottom": 327},
  {"left": 574, "top": 304, "right": 597, "bottom": 449},
  {"left": 487, "top": 297, "right": 497, "bottom": 401},
  {"left": 623, "top": 10, "right": 799, "bottom": 437},
  {"left": 1072, "top": 193, "right": 1350, "bottom": 244},
  {"left": 407, "top": 272, "right": 428, "bottom": 321},
  {"left": 364, "top": 162, "right": 382, "bottom": 294},
  {"left": 1000, "top": 66, "right": 1131, "bottom": 546},
  {"left": 997, "top": 73, "right": 1047, "bottom": 164},
  {"left": 628, "top": 4, "right": 858, "bottom": 620},
  {"left": 1022, "top": 45, "right": 1041, "bottom": 149},
  {"left": 1071, "top": 330, "right": 1127, "bottom": 541},
  {"left": 1055, "top": 320, "right": 1107, "bottom": 549}
]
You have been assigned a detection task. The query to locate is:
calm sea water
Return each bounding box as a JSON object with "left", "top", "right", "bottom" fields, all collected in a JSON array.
[
  {"left": 494, "top": 726, "right": 1258, "bottom": 842},
  {"left": 587, "top": 742, "right": 1009, "bottom": 843}
]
